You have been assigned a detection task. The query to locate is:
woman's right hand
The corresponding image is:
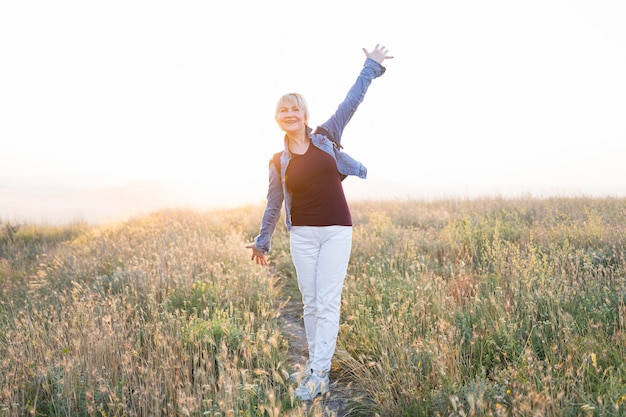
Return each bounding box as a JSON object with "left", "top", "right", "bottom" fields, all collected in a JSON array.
[{"left": 245, "top": 244, "right": 269, "bottom": 266}]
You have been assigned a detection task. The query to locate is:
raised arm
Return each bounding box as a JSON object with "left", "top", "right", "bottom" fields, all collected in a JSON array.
[{"left": 318, "top": 44, "right": 393, "bottom": 145}]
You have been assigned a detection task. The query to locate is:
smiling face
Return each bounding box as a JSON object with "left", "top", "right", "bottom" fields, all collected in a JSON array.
[{"left": 275, "top": 93, "right": 309, "bottom": 135}]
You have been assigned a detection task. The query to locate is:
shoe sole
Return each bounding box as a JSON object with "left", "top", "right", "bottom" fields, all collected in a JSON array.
[
  {"left": 294, "top": 384, "right": 330, "bottom": 401},
  {"left": 295, "top": 390, "right": 330, "bottom": 401}
]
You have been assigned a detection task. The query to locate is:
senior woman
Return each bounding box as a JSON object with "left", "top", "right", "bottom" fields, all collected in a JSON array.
[{"left": 247, "top": 44, "right": 393, "bottom": 401}]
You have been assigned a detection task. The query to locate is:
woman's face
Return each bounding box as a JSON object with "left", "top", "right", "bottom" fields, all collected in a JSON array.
[{"left": 276, "top": 99, "right": 306, "bottom": 135}]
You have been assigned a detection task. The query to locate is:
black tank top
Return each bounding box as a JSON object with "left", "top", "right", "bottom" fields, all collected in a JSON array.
[{"left": 285, "top": 145, "right": 352, "bottom": 227}]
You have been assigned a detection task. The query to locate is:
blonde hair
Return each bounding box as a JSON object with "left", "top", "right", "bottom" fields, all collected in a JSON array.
[{"left": 275, "top": 93, "right": 310, "bottom": 124}]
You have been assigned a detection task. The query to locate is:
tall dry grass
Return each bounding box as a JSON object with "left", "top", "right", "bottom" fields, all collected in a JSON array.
[
  {"left": 1, "top": 208, "right": 292, "bottom": 416},
  {"left": 1, "top": 197, "right": 625, "bottom": 416},
  {"left": 338, "top": 197, "right": 626, "bottom": 416}
]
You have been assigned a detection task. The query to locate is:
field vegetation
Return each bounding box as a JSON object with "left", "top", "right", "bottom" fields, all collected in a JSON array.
[{"left": 1, "top": 197, "right": 625, "bottom": 416}]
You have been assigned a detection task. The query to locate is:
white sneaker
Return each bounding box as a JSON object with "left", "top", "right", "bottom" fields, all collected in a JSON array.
[
  {"left": 294, "top": 371, "right": 329, "bottom": 401},
  {"left": 289, "top": 361, "right": 311, "bottom": 383}
]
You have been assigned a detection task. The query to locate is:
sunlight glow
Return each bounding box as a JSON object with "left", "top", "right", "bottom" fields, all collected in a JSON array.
[{"left": 1, "top": 0, "right": 625, "bottom": 223}]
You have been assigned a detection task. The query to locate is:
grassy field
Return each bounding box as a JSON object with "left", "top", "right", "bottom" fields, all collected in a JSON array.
[{"left": 1, "top": 197, "right": 625, "bottom": 416}]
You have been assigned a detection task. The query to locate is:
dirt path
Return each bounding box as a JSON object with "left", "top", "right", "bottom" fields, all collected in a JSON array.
[{"left": 280, "top": 290, "right": 352, "bottom": 417}]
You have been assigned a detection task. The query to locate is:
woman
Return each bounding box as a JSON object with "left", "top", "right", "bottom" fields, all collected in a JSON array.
[{"left": 247, "top": 44, "right": 393, "bottom": 401}]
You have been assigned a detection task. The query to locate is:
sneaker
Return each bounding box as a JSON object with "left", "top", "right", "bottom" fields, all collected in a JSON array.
[
  {"left": 289, "top": 361, "right": 311, "bottom": 383},
  {"left": 294, "top": 371, "right": 330, "bottom": 401}
]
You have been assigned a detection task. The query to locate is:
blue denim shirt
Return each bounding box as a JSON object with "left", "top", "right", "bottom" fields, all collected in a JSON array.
[{"left": 254, "top": 57, "right": 386, "bottom": 253}]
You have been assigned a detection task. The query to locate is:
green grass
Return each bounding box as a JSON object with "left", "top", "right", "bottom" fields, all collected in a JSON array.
[{"left": 1, "top": 197, "right": 625, "bottom": 416}]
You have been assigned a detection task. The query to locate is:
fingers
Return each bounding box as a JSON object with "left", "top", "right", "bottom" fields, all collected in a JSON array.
[
  {"left": 376, "top": 44, "right": 394, "bottom": 59},
  {"left": 254, "top": 254, "right": 268, "bottom": 266},
  {"left": 249, "top": 250, "right": 268, "bottom": 266},
  {"left": 363, "top": 44, "right": 394, "bottom": 61}
]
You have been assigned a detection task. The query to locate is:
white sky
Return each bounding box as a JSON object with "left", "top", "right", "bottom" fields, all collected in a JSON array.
[{"left": 1, "top": 0, "right": 625, "bottom": 213}]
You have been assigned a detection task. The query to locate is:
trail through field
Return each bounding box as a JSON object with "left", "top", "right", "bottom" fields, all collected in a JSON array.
[{"left": 280, "top": 281, "right": 353, "bottom": 417}]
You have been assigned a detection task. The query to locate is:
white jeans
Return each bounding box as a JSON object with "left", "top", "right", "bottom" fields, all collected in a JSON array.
[{"left": 289, "top": 225, "right": 352, "bottom": 373}]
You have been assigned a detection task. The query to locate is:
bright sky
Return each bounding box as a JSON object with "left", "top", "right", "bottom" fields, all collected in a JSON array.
[{"left": 1, "top": 0, "right": 625, "bottom": 215}]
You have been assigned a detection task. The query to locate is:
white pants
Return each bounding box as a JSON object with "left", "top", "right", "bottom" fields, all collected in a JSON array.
[{"left": 290, "top": 225, "right": 352, "bottom": 373}]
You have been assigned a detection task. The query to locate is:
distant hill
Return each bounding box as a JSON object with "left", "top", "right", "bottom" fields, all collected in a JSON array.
[
  {"left": 0, "top": 175, "right": 433, "bottom": 225},
  {"left": 0, "top": 177, "right": 211, "bottom": 224},
  {"left": 3, "top": 175, "right": 622, "bottom": 225}
]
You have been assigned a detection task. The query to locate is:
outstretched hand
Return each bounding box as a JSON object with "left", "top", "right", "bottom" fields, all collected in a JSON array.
[
  {"left": 362, "top": 44, "right": 394, "bottom": 64},
  {"left": 245, "top": 243, "right": 269, "bottom": 266}
]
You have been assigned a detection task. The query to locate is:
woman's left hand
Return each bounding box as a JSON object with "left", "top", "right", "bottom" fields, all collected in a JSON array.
[{"left": 362, "top": 44, "right": 394, "bottom": 64}]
